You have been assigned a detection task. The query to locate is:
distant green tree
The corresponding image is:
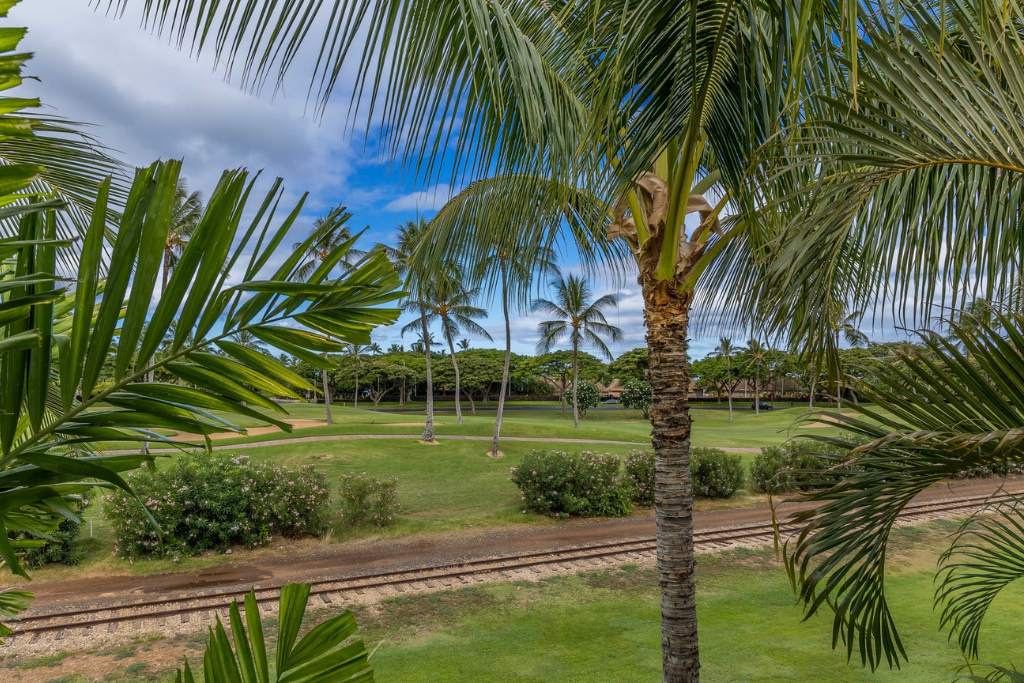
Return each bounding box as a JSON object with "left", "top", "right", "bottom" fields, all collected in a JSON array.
[{"left": 607, "top": 347, "right": 649, "bottom": 384}]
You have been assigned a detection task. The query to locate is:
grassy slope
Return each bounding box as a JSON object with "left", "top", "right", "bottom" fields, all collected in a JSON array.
[{"left": 365, "top": 523, "right": 1022, "bottom": 682}]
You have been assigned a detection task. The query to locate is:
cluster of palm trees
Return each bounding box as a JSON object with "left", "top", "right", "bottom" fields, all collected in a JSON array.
[
  {"left": 8, "top": 2, "right": 1024, "bottom": 680},
  {"left": 378, "top": 220, "right": 624, "bottom": 453}
]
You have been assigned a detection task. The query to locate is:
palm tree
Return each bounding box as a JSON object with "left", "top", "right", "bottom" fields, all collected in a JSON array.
[
  {"left": 409, "top": 268, "right": 491, "bottom": 425},
  {"left": 387, "top": 343, "right": 404, "bottom": 354},
  {"left": 291, "top": 205, "right": 363, "bottom": 280},
  {"left": 368, "top": 342, "right": 383, "bottom": 355},
  {"left": 347, "top": 343, "right": 370, "bottom": 407},
  {"left": 291, "top": 206, "right": 366, "bottom": 424},
  {"left": 470, "top": 244, "right": 558, "bottom": 456},
  {"left": 457, "top": 339, "right": 470, "bottom": 351},
  {"left": 713, "top": 337, "right": 736, "bottom": 422},
  {"left": 162, "top": 180, "right": 202, "bottom": 292},
  {"left": 533, "top": 275, "right": 622, "bottom": 428},
  {"left": 231, "top": 330, "right": 268, "bottom": 354},
  {"left": 741, "top": 339, "right": 769, "bottom": 416},
  {"left": 383, "top": 220, "right": 438, "bottom": 443},
  {"left": 118, "top": 3, "right": 1024, "bottom": 678}
]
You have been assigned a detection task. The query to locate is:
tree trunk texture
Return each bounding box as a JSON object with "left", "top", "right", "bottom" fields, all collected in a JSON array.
[
  {"left": 726, "top": 390, "right": 733, "bottom": 422},
  {"left": 753, "top": 378, "right": 760, "bottom": 415},
  {"left": 419, "top": 311, "right": 435, "bottom": 442},
  {"left": 641, "top": 275, "right": 699, "bottom": 683},
  {"left": 321, "top": 369, "right": 334, "bottom": 425},
  {"left": 491, "top": 264, "right": 511, "bottom": 456},
  {"left": 571, "top": 344, "right": 580, "bottom": 428},
  {"left": 446, "top": 330, "right": 463, "bottom": 425}
]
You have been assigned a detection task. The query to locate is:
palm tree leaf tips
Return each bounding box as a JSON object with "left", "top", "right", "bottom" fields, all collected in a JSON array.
[{"left": 783, "top": 312, "right": 1024, "bottom": 671}]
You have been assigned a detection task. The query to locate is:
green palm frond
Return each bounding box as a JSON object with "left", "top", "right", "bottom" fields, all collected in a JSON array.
[
  {"left": 176, "top": 583, "right": 373, "bottom": 682},
  {"left": 760, "top": 3, "right": 1024, "bottom": 349},
  {"left": 0, "top": 160, "right": 401, "bottom": 579},
  {"left": 783, "top": 312, "right": 1024, "bottom": 670},
  {"left": 936, "top": 500, "right": 1024, "bottom": 660}
]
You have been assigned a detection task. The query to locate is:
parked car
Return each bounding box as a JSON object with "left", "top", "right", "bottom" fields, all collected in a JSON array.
[{"left": 751, "top": 402, "right": 775, "bottom": 411}]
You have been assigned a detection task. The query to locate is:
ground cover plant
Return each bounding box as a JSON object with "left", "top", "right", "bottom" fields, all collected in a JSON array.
[{"left": 105, "top": 454, "right": 329, "bottom": 559}]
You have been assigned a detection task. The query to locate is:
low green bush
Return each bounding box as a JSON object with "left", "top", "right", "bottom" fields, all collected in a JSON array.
[
  {"left": 690, "top": 448, "right": 745, "bottom": 498},
  {"left": 511, "top": 450, "right": 632, "bottom": 518},
  {"left": 620, "top": 379, "right": 652, "bottom": 418},
  {"left": 337, "top": 473, "right": 400, "bottom": 527},
  {"left": 105, "top": 453, "right": 329, "bottom": 559},
  {"left": 18, "top": 494, "right": 91, "bottom": 568},
  {"left": 564, "top": 382, "right": 601, "bottom": 416},
  {"left": 749, "top": 441, "right": 850, "bottom": 493},
  {"left": 624, "top": 450, "right": 655, "bottom": 506}
]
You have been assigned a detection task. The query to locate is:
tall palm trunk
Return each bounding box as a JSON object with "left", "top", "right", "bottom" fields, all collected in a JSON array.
[
  {"left": 808, "top": 376, "right": 815, "bottom": 411},
  {"left": 726, "top": 389, "right": 733, "bottom": 422},
  {"left": 571, "top": 343, "right": 580, "bottom": 428},
  {"left": 753, "top": 377, "right": 760, "bottom": 415},
  {"left": 445, "top": 326, "right": 463, "bottom": 425},
  {"left": 490, "top": 262, "right": 511, "bottom": 456},
  {"left": 353, "top": 356, "right": 359, "bottom": 408},
  {"left": 419, "top": 308, "right": 435, "bottom": 442},
  {"left": 641, "top": 277, "right": 699, "bottom": 682},
  {"left": 321, "top": 369, "right": 333, "bottom": 424}
]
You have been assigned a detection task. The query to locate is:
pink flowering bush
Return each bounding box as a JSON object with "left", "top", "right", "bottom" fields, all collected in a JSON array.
[
  {"left": 510, "top": 450, "right": 632, "bottom": 518},
  {"left": 624, "top": 450, "right": 655, "bottom": 506},
  {"left": 105, "top": 454, "right": 329, "bottom": 559},
  {"left": 337, "top": 474, "right": 399, "bottom": 527}
]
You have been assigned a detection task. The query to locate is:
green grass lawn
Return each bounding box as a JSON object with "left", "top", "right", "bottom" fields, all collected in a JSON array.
[
  {"left": 362, "top": 522, "right": 1022, "bottom": 682},
  {"left": 153, "top": 401, "right": 844, "bottom": 448},
  {"left": 43, "top": 404, "right": 842, "bottom": 580}
]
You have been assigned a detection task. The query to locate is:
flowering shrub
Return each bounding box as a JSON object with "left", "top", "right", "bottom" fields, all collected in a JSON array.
[
  {"left": 564, "top": 382, "right": 601, "bottom": 416},
  {"left": 623, "top": 448, "right": 744, "bottom": 500},
  {"left": 510, "top": 450, "right": 632, "bottom": 517},
  {"left": 620, "top": 379, "right": 652, "bottom": 418},
  {"left": 690, "top": 448, "right": 745, "bottom": 498},
  {"left": 337, "top": 474, "right": 399, "bottom": 527},
  {"left": 624, "top": 450, "right": 655, "bottom": 506},
  {"left": 105, "top": 454, "right": 329, "bottom": 559}
]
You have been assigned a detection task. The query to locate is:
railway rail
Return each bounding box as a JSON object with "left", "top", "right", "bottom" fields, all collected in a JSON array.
[{"left": 6, "top": 489, "right": 1020, "bottom": 649}]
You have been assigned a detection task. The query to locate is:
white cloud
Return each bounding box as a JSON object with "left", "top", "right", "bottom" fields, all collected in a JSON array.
[{"left": 383, "top": 183, "right": 453, "bottom": 212}]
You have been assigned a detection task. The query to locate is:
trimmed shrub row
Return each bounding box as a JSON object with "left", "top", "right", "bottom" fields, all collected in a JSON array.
[{"left": 512, "top": 448, "right": 745, "bottom": 518}]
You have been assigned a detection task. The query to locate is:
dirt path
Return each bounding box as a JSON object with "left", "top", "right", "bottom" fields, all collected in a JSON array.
[{"left": 21, "top": 475, "right": 1022, "bottom": 612}]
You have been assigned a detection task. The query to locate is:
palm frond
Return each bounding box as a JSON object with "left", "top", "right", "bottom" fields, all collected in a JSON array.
[{"left": 783, "top": 312, "right": 1024, "bottom": 670}]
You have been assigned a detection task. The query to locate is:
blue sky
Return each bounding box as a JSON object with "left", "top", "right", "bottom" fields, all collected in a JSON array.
[{"left": 14, "top": 4, "right": 903, "bottom": 359}]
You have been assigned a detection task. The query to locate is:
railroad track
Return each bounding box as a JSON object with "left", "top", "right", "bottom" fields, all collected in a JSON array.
[{"left": 6, "top": 489, "right": 1020, "bottom": 650}]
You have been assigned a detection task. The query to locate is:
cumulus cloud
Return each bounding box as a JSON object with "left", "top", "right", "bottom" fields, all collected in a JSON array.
[{"left": 383, "top": 183, "right": 454, "bottom": 212}]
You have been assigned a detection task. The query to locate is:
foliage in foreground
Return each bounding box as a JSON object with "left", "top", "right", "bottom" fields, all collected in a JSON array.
[
  {"left": 177, "top": 583, "right": 373, "bottom": 682},
  {"left": 784, "top": 312, "right": 1024, "bottom": 672},
  {"left": 106, "top": 454, "right": 330, "bottom": 559}
]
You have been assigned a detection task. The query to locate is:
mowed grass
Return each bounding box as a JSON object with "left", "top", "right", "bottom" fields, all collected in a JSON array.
[
  {"left": 362, "top": 523, "right": 1022, "bottom": 682},
  {"left": 42, "top": 404, "right": 839, "bottom": 580},
  {"left": 150, "top": 400, "right": 846, "bottom": 448}
]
